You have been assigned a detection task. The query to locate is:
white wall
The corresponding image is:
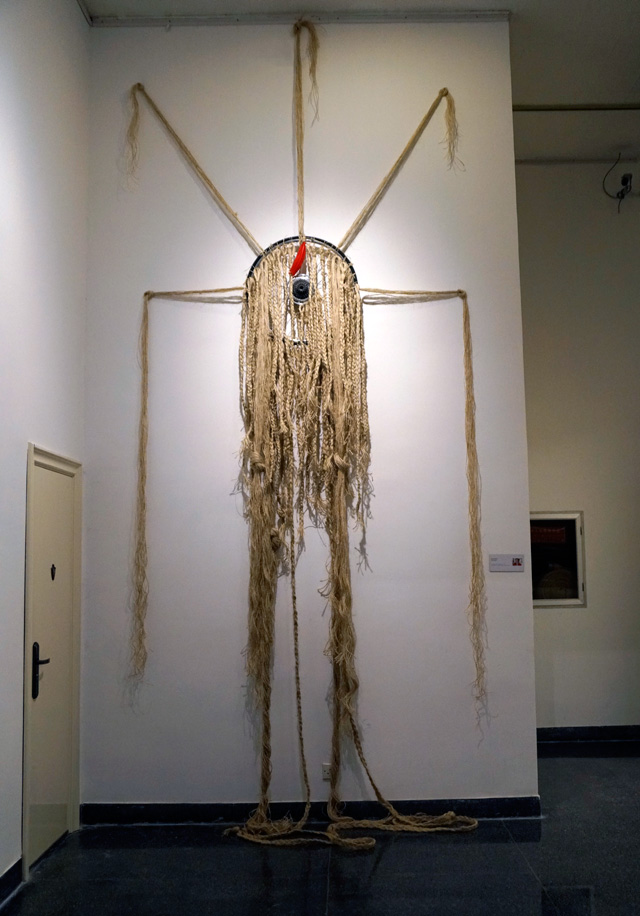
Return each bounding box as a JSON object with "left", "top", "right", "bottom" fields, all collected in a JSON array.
[
  {"left": 0, "top": 0, "right": 88, "bottom": 881},
  {"left": 518, "top": 163, "right": 640, "bottom": 727},
  {"left": 84, "top": 21, "right": 537, "bottom": 806}
]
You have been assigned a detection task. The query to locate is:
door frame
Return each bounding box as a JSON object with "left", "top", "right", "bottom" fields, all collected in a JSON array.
[{"left": 22, "top": 444, "right": 82, "bottom": 878}]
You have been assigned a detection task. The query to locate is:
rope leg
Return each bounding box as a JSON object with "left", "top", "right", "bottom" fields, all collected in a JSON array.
[
  {"left": 131, "top": 288, "right": 244, "bottom": 687},
  {"left": 361, "top": 288, "right": 487, "bottom": 716}
]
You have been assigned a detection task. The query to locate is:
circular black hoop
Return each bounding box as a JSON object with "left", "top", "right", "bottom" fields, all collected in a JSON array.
[{"left": 246, "top": 235, "right": 358, "bottom": 283}]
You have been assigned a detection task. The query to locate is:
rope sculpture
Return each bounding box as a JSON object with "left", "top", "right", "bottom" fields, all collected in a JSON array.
[{"left": 128, "top": 20, "right": 487, "bottom": 848}]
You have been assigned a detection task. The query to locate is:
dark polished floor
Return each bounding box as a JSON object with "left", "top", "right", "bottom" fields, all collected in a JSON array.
[{"left": 4, "top": 756, "right": 640, "bottom": 915}]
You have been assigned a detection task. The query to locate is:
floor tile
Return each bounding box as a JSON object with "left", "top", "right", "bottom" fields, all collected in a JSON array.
[
  {"left": 5, "top": 758, "right": 640, "bottom": 916},
  {"left": 3, "top": 828, "right": 330, "bottom": 916},
  {"left": 508, "top": 757, "right": 640, "bottom": 916},
  {"left": 327, "top": 823, "right": 545, "bottom": 916}
]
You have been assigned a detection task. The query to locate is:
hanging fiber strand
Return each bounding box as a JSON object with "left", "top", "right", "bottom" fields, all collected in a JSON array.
[
  {"left": 126, "top": 83, "right": 263, "bottom": 256},
  {"left": 462, "top": 292, "right": 488, "bottom": 716},
  {"left": 131, "top": 292, "right": 151, "bottom": 683},
  {"left": 339, "top": 89, "right": 459, "bottom": 252}
]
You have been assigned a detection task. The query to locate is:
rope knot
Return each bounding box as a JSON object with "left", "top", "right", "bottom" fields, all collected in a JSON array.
[
  {"left": 270, "top": 527, "right": 282, "bottom": 551},
  {"left": 332, "top": 454, "right": 349, "bottom": 472},
  {"left": 251, "top": 452, "right": 266, "bottom": 473}
]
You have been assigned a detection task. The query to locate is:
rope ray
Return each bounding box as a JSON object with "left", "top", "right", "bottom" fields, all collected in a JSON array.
[
  {"left": 127, "top": 84, "right": 263, "bottom": 256},
  {"left": 339, "top": 89, "right": 459, "bottom": 252},
  {"left": 293, "top": 20, "right": 320, "bottom": 239}
]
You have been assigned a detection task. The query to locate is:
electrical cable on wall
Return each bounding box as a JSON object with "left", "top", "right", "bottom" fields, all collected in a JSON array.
[{"left": 602, "top": 152, "right": 634, "bottom": 212}]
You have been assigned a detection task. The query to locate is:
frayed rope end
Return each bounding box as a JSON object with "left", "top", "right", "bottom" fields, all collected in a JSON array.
[
  {"left": 443, "top": 89, "right": 464, "bottom": 171},
  {"left": 126, "top": 83, "right": 144, "bottom": 178}
]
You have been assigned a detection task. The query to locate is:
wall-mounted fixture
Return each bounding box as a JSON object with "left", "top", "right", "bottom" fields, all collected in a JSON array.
[
  {"left": 530, "top": 511, "right": 586, "bottom": 608},
  {"left": 602, "top": 153, "right": 634, "bottom": 212}
]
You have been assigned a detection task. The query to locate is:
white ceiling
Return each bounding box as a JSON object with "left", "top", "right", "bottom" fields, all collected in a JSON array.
[{"left": 79, "top": 0, "right": 640, "bottom": 160}]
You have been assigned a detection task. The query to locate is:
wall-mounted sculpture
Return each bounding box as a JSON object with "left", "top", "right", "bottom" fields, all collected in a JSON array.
[{"left": 127, "top": 20, "right": 486, "bottom": 848}]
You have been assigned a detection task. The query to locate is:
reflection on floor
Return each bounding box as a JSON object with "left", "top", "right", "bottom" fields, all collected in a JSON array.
[{"left": 3, "top": 756, "right": 639, "bottom": 915}]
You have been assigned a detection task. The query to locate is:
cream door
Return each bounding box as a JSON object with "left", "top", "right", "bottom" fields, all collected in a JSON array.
[{"left": 23, "top": 446, "right": 81, "bottom": 872}]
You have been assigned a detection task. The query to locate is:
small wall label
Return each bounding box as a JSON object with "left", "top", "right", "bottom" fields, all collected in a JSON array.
[{"left": 489, "top": 554, "right": 525, "bottom": 572}]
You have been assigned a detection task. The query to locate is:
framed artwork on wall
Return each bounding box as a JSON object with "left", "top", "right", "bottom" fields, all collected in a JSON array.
[{"left": 530, "top": 511, "right": 586, "bottom": 607}]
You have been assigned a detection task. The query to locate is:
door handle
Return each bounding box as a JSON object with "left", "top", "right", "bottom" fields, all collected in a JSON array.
[{"left": 32, "top": 641, "right": 51, "bottom": 700}]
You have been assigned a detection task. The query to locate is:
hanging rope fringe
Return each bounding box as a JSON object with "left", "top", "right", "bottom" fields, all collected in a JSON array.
[
  {"left": 131, "top": 279, "right": 484, "bottom": 837},
  {"left": 293, "top": 20, "right": 320, "bottom": 240},
  {"left": 339, "top": 88, "right": 459, "bottom": 252},
  {"left": 125, "top": 84, "right": 263, "bottom": 256},
  {"left": 225, "top": 245, "right": 480, "bottom": 848}
]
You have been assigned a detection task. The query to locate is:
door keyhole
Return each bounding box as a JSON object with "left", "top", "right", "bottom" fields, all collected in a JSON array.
[{"left": 50, "top": 564, "right": 56, "bottom": 581}]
